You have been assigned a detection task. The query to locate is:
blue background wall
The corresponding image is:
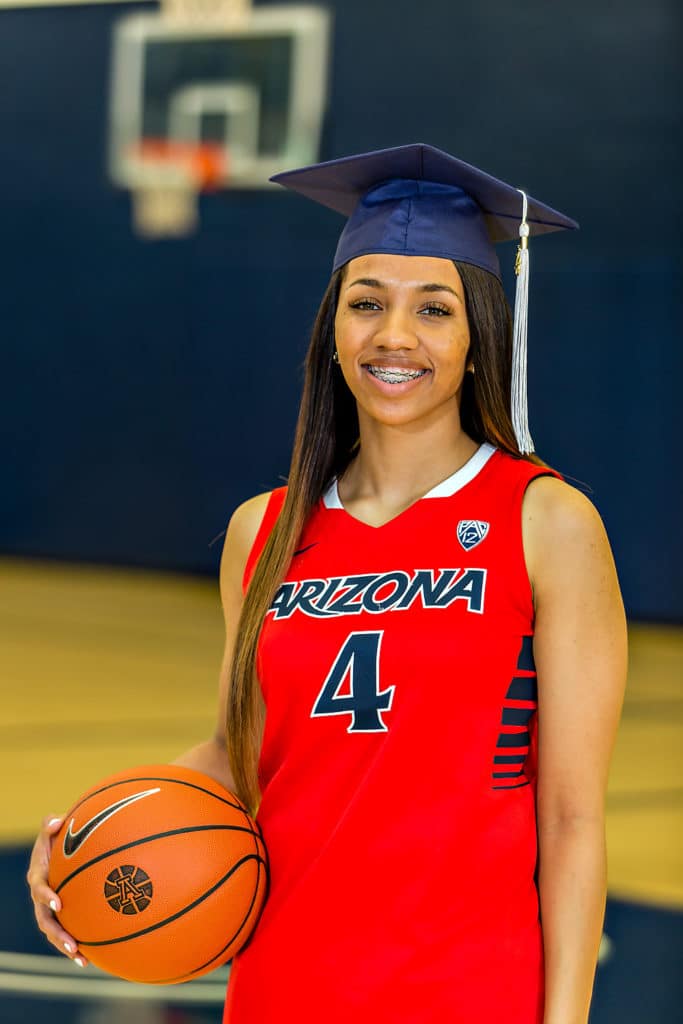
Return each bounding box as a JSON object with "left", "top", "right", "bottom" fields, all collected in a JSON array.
[{"left": 0, "top": 0, "right": 681, "bottom": 620}]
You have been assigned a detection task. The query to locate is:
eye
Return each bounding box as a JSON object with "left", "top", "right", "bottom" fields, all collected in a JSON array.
[
  {"left": 349, "top": 299, "right": 381, "bottom": 311},
  {"left": 419, "top": 302, "right": 451, "bottom": 316}
]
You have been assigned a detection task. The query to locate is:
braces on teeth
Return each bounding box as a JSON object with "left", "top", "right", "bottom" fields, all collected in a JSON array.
[{"left": 366, "top": 366, "right": 427, "bottom": 381}]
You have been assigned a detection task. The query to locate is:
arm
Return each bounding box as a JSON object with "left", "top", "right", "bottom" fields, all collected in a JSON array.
[
  {"left": 523, "top": 476, "right": 627, "bottom": 1024},
  {"left": 172, "top": 489, "right": 272, "bottom": 789}
]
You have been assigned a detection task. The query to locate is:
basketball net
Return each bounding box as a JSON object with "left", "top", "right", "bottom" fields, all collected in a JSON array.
[{"left": 131, "top": 0, "right": 250, "bottom": 238}]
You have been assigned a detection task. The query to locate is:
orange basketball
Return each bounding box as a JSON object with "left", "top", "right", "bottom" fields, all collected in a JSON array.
[{"left": 47, "top": 764, "right": 269, "bottom": 984}]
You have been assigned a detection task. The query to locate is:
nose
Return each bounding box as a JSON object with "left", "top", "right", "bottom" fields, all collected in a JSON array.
[{"left": 373, "top": 305, "right": 419, "bottom": 350}]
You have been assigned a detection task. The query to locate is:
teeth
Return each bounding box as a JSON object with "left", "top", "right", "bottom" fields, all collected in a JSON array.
[{"left": 366, "top": 366, "right": 427, "bottom": 382}]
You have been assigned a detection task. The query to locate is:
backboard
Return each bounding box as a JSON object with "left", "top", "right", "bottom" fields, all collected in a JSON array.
[{"left": 108, "top": 1, "right": 331, "bottom": 236}]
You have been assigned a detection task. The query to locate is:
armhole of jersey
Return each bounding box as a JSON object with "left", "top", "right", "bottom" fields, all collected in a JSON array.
[
  {"left": 517, "top": 465, "right": 564, "bottom": 793},
  {"left": 517, "top": 465, "right": 565, "bottom": 618},
  {"left": 242, "top": 486, "right": 288, "bottom": 595}
]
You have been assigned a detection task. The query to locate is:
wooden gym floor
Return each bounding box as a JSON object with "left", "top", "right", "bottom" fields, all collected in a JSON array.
[{"left": 1, "top": 554, "right": 681, "bottom": 909}]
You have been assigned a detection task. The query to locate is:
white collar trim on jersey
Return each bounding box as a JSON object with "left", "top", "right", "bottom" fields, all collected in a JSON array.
[{"left": 322, "top": 442, "right": 497, "bottom": 509}]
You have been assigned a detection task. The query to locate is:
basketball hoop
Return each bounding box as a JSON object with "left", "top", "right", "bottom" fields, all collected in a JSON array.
[
  {"left": 108, "top": 0, "right": 330, "bottom": 237},
  {"left": 128, "top": 139, "right": 229, "bottom": 238}
]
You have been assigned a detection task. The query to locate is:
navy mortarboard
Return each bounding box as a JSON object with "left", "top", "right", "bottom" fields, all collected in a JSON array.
[{"left": 271, "top": 143, "right": 578, "bottom": 454}]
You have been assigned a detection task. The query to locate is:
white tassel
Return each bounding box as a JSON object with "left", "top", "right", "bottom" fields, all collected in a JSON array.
[{"left": 511, "top": 189, "right": 534, "bottom": 454}]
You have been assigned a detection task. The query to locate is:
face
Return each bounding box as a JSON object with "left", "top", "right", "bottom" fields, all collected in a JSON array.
[{"left": 334, "top": 254, "right": 471, "bottom": 430}]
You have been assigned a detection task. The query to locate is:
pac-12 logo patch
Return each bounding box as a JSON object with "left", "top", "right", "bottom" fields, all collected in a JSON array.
[{"left": 457, "top": 520, "right": 489, "bottom": 551}]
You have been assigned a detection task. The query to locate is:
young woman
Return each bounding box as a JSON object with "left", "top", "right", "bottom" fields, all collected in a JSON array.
[{"left": 28, "top": 144, "right": 627, "bottom": 1024}]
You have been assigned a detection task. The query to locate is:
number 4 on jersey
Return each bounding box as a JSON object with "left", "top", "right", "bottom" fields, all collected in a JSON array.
[{"left": 311, "top": 631, "right": 395, "bottom": 732}]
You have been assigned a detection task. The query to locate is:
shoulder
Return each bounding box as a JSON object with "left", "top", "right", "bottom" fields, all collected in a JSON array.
[
  {"left": 522, "top": 475, "right": 616, "bottom": 600},
  {"left": 219, "top": 490, "right": 277, "bottom": 602},
  {"left": 226, "top": 490, "right": 277, "bottom": 549},
  {"left": 523, "top": 474, "right": 605, "bottom": 542}
]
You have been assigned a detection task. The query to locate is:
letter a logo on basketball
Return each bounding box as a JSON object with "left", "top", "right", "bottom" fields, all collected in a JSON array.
[
  {"left": 63, "top": 788, "right": 161, "bottom": 858},
  {"left": 105, "top": 864, "right": 153, "bottom": 914}
]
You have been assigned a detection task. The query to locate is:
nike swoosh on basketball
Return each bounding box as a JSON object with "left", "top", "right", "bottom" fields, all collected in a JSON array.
[
  {"left": 293, "top": 542, "right": 318, "bottom": 557},
  {"left": 63, "top": 788, "right": 160, "bottom": 858}
]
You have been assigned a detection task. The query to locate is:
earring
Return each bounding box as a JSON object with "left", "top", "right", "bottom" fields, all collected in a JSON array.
[
  {"left": 467, "top": 364, "right": 475, "bottom": 374},
  {"left": 333, "top": 349, "right": 340, "bottom": 364}
]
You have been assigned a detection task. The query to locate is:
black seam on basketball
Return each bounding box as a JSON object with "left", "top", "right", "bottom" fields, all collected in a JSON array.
[
  {"left": 54, "top": 824, "right": 261, "bottom": 894},
  {"left": 235, "top": 836, "right": 270, "bottom": 956},
  {"left": 232, "top": 800, "right": 269, "bottom": 958},
  {"left": 252, "top": 817, "right": 264, "bottom": 841},
  {"left": 63, "top": 777, "right": 247, "bottom": 820},
  {"left": 145, "top": 851, "right": 270, "bottom": 983},
  {"left": 76, "top": 853, "right": 268, "bottom": 947}
]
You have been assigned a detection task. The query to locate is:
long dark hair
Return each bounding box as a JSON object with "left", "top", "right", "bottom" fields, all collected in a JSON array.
[{"left": 226, "top": 261, "right": 543, "bottom": 814}]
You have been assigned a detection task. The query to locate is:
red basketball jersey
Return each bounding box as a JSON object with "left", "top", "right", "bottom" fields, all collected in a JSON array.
[{"left": 223, "top": 443, "right": 562, "bottom": 1023}]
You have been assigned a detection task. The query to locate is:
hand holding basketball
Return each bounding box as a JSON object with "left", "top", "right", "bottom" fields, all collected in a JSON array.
[
  {"left": 45, "top": 764, "right": 268, "bottom": 984},
  {"left": 27, "top": 813, "right": 88, "bottom": 967}
]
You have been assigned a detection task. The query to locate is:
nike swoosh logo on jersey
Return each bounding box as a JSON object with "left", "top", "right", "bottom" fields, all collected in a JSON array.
[
  {"left": 293, "top": 542, "right": 318, "bottom": 557},
  {"left": 63, "top": 787, "right": 160, "bottom": 858}
]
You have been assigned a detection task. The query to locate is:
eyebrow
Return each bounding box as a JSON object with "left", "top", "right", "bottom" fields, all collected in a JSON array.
[{"left": 346, "top": 277, "right": 461, "bottom": 298}]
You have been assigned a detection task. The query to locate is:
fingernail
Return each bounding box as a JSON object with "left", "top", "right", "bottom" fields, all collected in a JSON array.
[
  {"left": 74, "top": 957, "right": 85, "bottom": 968},
  {"left": 49, "top": 900, "right": 58, "bottom": 913},
  {"left": 48, "top": 818, "right": 62, "bottom": 827},
  {"left": 64, "top": 942, "right": 73, "bottom": 954}
]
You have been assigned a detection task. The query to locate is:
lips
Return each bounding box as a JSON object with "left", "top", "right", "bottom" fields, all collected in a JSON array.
[{"left": 362, "top": 359, "right": 429, "bottom": 371}]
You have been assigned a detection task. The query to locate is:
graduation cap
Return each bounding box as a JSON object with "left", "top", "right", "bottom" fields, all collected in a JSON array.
[{"left": 270, "top": 143, "right": 578, "bottom": 454}]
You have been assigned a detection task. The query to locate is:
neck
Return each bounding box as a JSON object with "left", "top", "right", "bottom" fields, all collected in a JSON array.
[{"left": 339, "top": 406, "right": 480, "bottom": 506}]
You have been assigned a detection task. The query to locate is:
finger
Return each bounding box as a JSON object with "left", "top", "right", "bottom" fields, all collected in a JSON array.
[
  {"left": 34, "top": 902, "right": 89, "bottom": 966},
  {"left": 27, "top": 813, "right": 67, "bottom": 896},
  {"left": 27, "top": 816, "right": 63, "bottom": 879},
  {"left": 26, "top": 851, "right": 61, "bottom": 913},
  {"left": 29, "top": 876, "right": 62, "bottom": 916},
  {"left": 36, "top": 815, "right": 64, "bottom": 844}
]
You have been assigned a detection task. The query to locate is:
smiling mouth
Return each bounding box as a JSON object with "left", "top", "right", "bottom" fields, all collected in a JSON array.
[{"left": 363, "top": 365, "right": 430, "bottom": 383}]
